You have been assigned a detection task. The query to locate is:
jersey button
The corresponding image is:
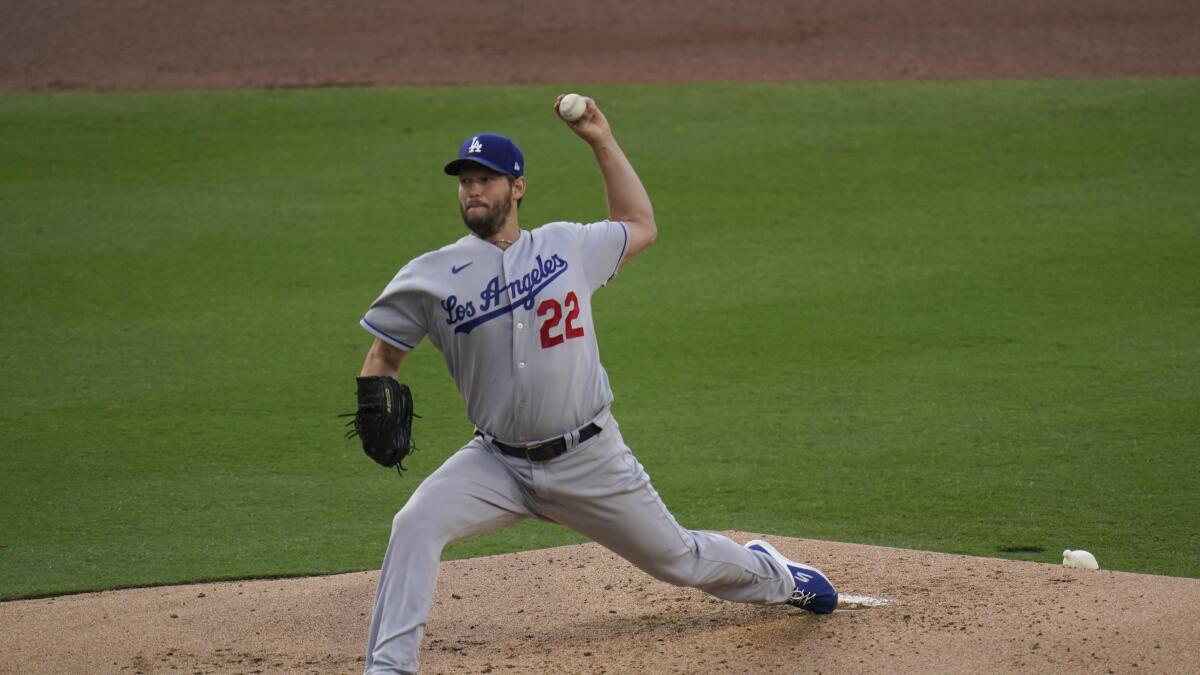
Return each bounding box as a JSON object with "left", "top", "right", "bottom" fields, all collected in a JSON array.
[
  {"left": 517, "top": 322, "right": 525, "bottom": 330},
  {"left": 518, "top": 361, "right": 526, "bottom": 369}
]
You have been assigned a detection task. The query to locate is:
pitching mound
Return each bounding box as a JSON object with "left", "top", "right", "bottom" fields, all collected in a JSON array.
[{"left": 3, "top": 532, "right": 1198, "bottom": 673}]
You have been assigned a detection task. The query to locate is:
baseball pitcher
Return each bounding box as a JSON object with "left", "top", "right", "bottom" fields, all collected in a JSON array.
[{"left": 349, "top": 95, "right": 837, "bottom": 674}]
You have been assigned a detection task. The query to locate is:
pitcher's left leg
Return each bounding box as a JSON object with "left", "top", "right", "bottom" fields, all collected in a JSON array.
[{"left": 534, "top": 422, "right": 806, "bottom": 606}]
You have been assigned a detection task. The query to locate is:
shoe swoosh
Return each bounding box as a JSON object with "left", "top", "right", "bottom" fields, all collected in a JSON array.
[{"left": 452, "top": 262, "right": 474, "bottom": 274}]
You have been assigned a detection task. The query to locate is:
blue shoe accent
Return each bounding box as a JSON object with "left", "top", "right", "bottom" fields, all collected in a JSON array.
[{"left": 745, "top": 539, "right": 838, "bottom": 614}]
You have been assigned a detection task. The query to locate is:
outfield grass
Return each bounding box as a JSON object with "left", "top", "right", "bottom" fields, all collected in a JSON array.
[{"left": 1, "top": 80, "right": 1197, "bottom": 599}]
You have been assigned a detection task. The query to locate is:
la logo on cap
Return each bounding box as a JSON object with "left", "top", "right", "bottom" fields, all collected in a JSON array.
[{"left": 468, "top": 137, "right": 483, "bottom": 154}]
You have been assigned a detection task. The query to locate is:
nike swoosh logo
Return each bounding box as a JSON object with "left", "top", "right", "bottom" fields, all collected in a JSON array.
[{"left": 452, "top": 262, "right": 474, "bottom": 274}]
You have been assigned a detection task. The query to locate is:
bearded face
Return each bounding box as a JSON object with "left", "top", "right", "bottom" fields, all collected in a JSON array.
[{"left": 459, "top": 182, "right": 514, "bottom": 239}]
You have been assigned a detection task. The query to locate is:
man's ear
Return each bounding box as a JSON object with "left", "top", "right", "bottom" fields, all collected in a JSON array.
[{"left": 512, "top": 176, "right": 527, "bottom": 200}]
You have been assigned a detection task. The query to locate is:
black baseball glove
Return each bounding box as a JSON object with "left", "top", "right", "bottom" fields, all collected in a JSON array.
[{"left": 342, "top": 376, "right": 416, "bottom": 473}]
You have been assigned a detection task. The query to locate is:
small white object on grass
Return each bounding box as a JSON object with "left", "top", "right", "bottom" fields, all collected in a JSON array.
[{"left": 1062, "top": 549, "right": 1100, "bottom": 570}]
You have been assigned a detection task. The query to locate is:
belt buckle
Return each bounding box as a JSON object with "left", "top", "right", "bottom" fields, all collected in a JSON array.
[{"left": 523, "top": 441, "right": 548, "bottom": 461}]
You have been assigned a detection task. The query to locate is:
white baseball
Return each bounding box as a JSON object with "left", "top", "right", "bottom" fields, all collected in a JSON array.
[
  {"left": 1062, "top": 549, "right": 1100, "bottom": 570},
  {"left": 558, "top": 93, "right": 586, "bottom": 122}
]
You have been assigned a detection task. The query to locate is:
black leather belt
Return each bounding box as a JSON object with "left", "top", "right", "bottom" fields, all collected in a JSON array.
[{"left": 483, "top": 423, "right": 602, "bottom": 462}]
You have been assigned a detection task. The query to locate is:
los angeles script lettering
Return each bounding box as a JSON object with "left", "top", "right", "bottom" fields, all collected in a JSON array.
[{"left": 441, "top": 254, "right": 568, "bottom": 326}]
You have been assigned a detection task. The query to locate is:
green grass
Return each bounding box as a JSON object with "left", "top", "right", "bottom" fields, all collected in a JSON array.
[{"left": 1, "top": 80, "right": 1197, "bottom": 599}]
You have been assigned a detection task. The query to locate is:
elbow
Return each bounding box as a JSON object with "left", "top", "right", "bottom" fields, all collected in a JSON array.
[
  {"left": 637, "top": 215, "right": 657, "bottom": 247},
  {"left": 619, "top": 216, "right": 658, "bottom": 264}
]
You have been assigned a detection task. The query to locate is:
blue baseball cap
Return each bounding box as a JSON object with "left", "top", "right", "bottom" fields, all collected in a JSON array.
[{"left": 443, "top": 133, "right": 525, "bottom": 178}]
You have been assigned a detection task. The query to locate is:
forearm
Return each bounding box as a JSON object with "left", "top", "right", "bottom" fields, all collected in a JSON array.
[
  {"left": 591, "top": 136, "right": 654, "bottom": 227},
  {"left": 360, "top": 337, "right": 407, "bottom": 377}
]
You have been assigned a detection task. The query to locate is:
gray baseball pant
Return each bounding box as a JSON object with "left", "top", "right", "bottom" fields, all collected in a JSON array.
[{"left": 363, "top": 416, "right": 795, "bottom": 674}]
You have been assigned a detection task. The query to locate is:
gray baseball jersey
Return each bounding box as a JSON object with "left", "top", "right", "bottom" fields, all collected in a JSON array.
[{"left": 361, "top": 220, "right": 628, "bottom": 444}]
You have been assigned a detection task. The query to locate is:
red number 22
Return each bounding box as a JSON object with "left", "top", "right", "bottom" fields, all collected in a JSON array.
[{"left": 537, "top": 291, "right": 585, "bottom": 349}]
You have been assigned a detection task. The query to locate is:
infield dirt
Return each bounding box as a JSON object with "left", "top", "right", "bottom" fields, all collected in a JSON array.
[
  {"left": 3, "top": 0, "right": 1199, "bottom": 90},
  {"left": 5, "top": 534, "right": 1200, "bottom": 674},
  {"left": 2, "top": 1, "right": 1199, "bottom": 673}
]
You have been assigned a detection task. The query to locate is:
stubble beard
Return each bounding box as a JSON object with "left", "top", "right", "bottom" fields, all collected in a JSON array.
[{"left": 460, "top": 188, "right": 514, "bottom": 240}]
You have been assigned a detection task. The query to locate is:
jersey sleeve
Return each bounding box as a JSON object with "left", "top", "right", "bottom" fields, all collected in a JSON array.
[
  {"left": 359, "top": 262, "right": 428, "bottom": 351},
  {"left": 575, "top": 220, "right": 629, "bottom": 292}
]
